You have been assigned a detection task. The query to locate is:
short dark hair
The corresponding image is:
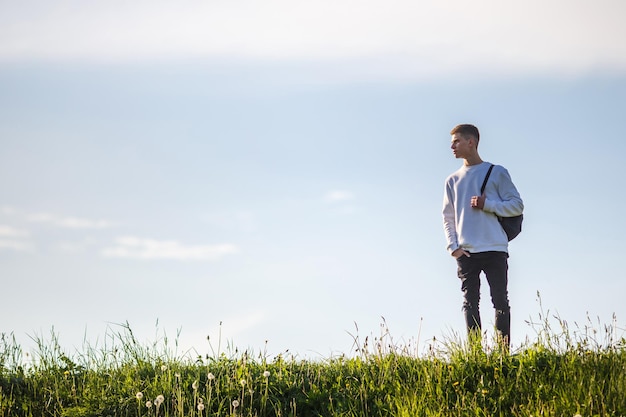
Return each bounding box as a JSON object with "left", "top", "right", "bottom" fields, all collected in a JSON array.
[{"left": 450, "top": 124, "right": 480, "bottom": 143}]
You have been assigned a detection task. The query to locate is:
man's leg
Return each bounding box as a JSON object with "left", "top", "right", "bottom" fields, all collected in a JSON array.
[
  {"left": 457, "top": 255, "right": 482, "bottom": 337},
  {"left": 483, "top": 251, "right": 511, "bottom": 347}
]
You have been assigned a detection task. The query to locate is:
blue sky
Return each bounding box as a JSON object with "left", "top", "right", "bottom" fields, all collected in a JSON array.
[{"left": 1, "top": 0, "right": 626, "bottom": 358}]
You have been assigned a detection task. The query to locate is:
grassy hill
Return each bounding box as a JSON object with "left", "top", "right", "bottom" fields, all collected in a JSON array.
[{"left": 1, "top": 313, "right": 625, "bottom": 417}]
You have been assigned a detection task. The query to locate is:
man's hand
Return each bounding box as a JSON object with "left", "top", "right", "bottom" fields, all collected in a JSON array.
[
  {"left": 470, "top": 193, "right": 486, "bottom": 210},
  {"left": 452, "top": 248, "right": 470, "bottom": 259}
]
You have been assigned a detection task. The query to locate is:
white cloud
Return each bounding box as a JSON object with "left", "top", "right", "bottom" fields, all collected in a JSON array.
[
  {"left": 54, "top": 238, "right": 98, "bottom": 255},
  {"left": 0, "top": 206, "right": 18, "bottom": 216},
  {"left": 0, "top": 209, "right": 113, "bottom": 252},
  {"left": 0, "top": 0, "right": 624, "bottom": 78},
  {"left": 0, "top": 225, "right": 29, "bottom": 238},
  {"left": 324, "top": 190, "right": 356, "bottom": 215},
  {"left": 0, "top": 225, "right": 32, "bottom": 251},
  {"left": 27, "top": 212, "right": 114, "bottom": 229},
  {"left": 0, "top": 239, "right": 33, "bottom": 251},
  {"left": 101, "top": 236, "right": 239, "bottom": 261},
  {"left": 324, "top": 190, "right": 355, "bottom": 203}
]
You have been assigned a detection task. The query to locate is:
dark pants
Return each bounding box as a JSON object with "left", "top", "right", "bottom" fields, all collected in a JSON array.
[{"left": 456, "top": 251, "right": 510, "bottom": 345}]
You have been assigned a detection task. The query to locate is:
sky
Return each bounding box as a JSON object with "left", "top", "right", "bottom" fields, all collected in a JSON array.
[{"left": 1, "top": 0, "right": 626, "bottom": 360}]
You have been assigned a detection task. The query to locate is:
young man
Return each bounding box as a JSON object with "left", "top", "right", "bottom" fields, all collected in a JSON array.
[{"left": 442, "top": 124, "right": 523, "bottom": 347}]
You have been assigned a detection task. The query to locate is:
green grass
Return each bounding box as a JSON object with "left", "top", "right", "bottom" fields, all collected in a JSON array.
[{"left": 1, "top": 308, "right": 625, "bottom": 417}]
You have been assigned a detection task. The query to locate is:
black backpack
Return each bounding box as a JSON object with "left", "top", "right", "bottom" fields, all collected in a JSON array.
[{"left": 481, "top": 164, "right": 523, "bottom": 241}]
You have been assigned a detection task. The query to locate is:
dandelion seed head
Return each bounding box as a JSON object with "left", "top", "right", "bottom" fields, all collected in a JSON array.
[
  {"left": 192, "top": 380, "right": 199, "bottom": 390},
  {"left": 145, "top": 401, "right": 152, "bottom": 409},
  {"left": 240, "top": 379, "right": 247, "bottom": 386},
  {"left": 198, "top": 403, "right": 205, "bottom": 411},
  {"left": 263, "top": 371, "right": 270, "bottom": 378},
  {"left": 161, "top": 365, "right": 167, "bottom": 372},
  {"left": 207, "top": 372, "right": 215, "bottom": 380},
  {"left": 136, "top": 392, "right": 143, "bottom": 400},
  {"left": 232, "top": 399, "right": 240, "bottom": 408}
]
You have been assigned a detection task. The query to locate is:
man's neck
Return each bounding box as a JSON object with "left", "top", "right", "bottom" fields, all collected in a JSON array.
[{"left": 463, "top": 155, "right": 483, "bottom": 166}]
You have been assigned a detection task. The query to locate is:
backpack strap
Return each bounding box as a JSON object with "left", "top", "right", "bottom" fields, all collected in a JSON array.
[{"left": 480, "top": 164, "right": 495, "bottom": 195}]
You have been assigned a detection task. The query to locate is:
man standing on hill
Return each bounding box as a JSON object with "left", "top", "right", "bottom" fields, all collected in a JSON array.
[{"left": 442, "top": 124, "right": 523, "bottom": 348}]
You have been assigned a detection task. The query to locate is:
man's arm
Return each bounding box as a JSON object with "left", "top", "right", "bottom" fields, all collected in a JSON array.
[
  {"left": 443, "top": 182, "right": 469, "bottom": 257},
  {"left": 483, "top": 167, "right": 523, "bottom": 217}
]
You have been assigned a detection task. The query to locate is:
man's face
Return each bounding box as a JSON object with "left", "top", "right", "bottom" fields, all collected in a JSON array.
[{"left": 450, "top": 133, "right": 472, "bottom": 159}]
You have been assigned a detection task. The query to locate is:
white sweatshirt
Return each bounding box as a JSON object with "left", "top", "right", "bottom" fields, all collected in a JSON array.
[{"left": 442, "top": 161, "right": 524, "bottom": 254}]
